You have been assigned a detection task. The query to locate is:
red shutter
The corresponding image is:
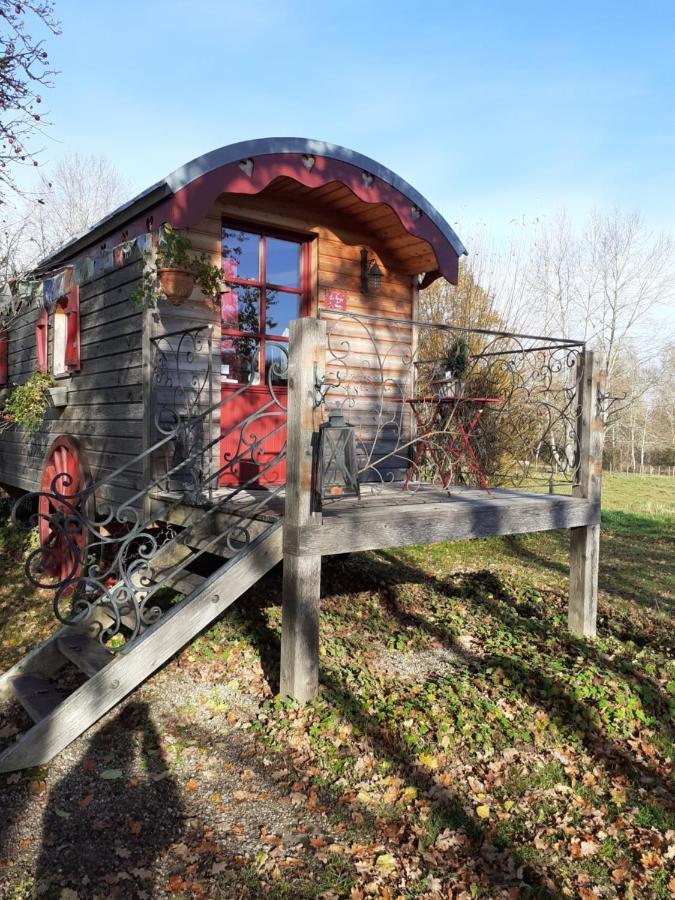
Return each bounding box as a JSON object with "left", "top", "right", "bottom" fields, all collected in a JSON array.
[
  {"left": 36, "top": 308, "right": 48, "bottom": 374},
  {"left": 0, "top": 326, "right": 8, "bottom": 386},
  {"left": 64, "top": 286, "right": 80, "bottom": 370}
]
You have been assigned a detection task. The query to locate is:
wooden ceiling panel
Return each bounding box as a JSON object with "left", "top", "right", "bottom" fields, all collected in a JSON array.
[{"left": 256, "top": 178, "right": 438, "bottom": 274}]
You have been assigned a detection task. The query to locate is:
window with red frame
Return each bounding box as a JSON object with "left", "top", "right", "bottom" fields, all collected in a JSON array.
[{"left": 220, "top": 224, "right": 309, "bottom": 387}]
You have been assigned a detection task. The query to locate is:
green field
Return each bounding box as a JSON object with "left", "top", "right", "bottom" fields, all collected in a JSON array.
[{"left": 0, "top": 473, "right": 673, "bottom": 898}]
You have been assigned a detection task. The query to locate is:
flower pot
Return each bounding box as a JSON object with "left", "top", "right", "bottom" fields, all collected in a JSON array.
[
  {"left": 448, "top": 375, "right": 464, "bottom": 398},
  {"left": 48, "top": 386, "right": 68, "bottom": 407},
  {"left": 157, "top": 267, "right": 195, "bottom": 305},
  {"left": 434, "top": 371, "right": 464, "bottom": 399}
]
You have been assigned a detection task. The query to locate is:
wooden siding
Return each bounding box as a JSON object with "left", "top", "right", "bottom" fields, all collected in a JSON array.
[{"left": 0, "top": 256, "right": 145, "bottom": 509}]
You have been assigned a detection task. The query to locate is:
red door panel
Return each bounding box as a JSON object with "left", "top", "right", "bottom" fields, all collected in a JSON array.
[{"left": 219, "top": 385, "right": 287, "bottom": 487}]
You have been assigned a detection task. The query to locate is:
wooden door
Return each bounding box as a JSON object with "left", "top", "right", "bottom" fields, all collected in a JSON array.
[{"left": 219, "top": 224, "right": 310, "bottom": 487}]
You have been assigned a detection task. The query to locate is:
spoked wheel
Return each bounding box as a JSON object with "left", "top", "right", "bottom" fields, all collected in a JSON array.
[{"left": 38, "top": 436, "right": 89, "bottom": 593}]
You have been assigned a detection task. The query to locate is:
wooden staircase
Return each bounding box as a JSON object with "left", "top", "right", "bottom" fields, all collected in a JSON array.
[{"left": 0, "top": 519, "right": 283, "bottom": 773}]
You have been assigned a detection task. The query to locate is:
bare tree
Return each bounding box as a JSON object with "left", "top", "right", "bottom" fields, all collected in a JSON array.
[
  {"left": 420, "top": 221, "right": 535, "bottom": 334},
  {"left": 0, "top": 1, "right": 60, "bottom": 199},
  {"left": 528, "top": 210, "right": 594, "bottom": 340},
  {"left": 25, "top": 151, "right": 130, "bottom": 260},
  {"left": 582, "top": 209, "right": 674, "bottom": 390}
]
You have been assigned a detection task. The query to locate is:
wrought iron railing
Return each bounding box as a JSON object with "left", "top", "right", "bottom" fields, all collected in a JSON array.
[
  {"left": 11, "top": 327, "right": 289, "bottom": 650},
  {"left": 151, "top": 325, "right": 214, "bottom": 502},
  {"left": 316, "top": 309, "right": 586, "bottom": 494}
]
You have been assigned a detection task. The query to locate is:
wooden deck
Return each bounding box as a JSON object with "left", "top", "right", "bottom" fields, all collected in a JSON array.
[
  {"left": 287, "top": 484, "right": 599, "bottom": 556},
  {"left": 154, "top": 482, "right": 598, "bottom": 558}
]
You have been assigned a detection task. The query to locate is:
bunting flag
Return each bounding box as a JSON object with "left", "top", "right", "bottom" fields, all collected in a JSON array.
[
  {"left": 43, "top": 279, "right": 55, "bottom": 311},
  {"left": 52, "top": 270, "right": 65, "bottom": 300},
  {"left": 37, "top": 231, "right": 157, "bottom": 311}
]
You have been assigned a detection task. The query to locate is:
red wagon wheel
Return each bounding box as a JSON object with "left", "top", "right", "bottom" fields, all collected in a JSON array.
[{"left": 39, "top": 436, "right": 89, "bottom": 591}]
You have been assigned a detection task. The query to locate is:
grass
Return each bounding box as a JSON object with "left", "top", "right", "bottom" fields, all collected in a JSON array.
[
  {"left": 1, "top": 473, "right": 673, "bottom": 897},
  {"left": 196, "top": 472, "right": 674, "bottom": 896}
]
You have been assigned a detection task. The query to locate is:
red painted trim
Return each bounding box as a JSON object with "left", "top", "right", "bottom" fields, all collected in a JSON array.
[
  {"left": 64, "top": 286, "right": 80, "bottom": 371},
  {"left": 35, "top": 308, "right": 48, "bottom": 374},
  {"left": 153, "top": 155, "right": 459, "bottom": 284}
]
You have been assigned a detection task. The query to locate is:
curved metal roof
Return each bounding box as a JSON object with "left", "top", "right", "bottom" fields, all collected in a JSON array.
[{"left": 38, "top": 137, "right": 467, "bottom": 270}]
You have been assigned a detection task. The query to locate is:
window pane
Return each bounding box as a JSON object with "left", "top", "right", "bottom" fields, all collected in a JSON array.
[
  {"left": 221, "top": 336, "right": 259, "bottom": 385},
  {"left": 221, "top": 285, "right": 260, "bottom": 333},
  {"left": 265, "top": 290, "right": 300, "bottom": 338},
  {"left": 221, "top": 228, "right": 260, "bottom": 281},
  {"left": 265, "top": 341, "right": 289, "bottom": 387},
  {"left": 266, "top": 237, "right": 300, "bottom": 288},
  {"left": 53, "top": 310, "right": 67, "bottom": 376}
]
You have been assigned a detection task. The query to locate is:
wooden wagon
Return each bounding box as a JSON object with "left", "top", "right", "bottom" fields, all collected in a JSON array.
[{"left": 0, "top": 138, "right": 604, "bottom": 771}]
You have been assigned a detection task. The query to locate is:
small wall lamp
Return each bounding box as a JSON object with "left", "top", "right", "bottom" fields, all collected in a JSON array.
[{"left": 360, "top": 248, "right": 383, "bottom": 294}]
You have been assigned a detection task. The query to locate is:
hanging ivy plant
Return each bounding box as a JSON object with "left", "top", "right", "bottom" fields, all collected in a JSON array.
[{"left": 3, "top": 372, "right": 54, "bottom": 431}]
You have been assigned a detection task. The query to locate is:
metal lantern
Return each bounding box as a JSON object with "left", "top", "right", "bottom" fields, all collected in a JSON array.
[
  {"left": 360, "top": 247, "right": 383, "bottom": 294},
  {"left": 317, "top": 409, "right": 360, "bottom": 500}
]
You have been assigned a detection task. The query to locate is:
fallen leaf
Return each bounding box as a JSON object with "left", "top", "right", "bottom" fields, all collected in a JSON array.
[
  {"left": 418, "top": 752, "right": 438, "bottom": 770},
  {"left": 126, "top": 819, "right": 142, "bottom": 835},
  {"left": 78, "top": 794, "right": 93, "bottom": 809},
  {"left": 476, "top": 805, "right": 490, "bottom": 819},
  {"left": 579, "top": 840, "right": 598, "bottom": 857},
  {"left": 375, "top": 853, "right": 397, "bottom": 873},
  {"left": 100, "top": 769, "right": 123, "bottom": 780},
  {"left": 131, "top": 867, "right": 152, "bottom": 879},
  {"left": 185, "top": 778, "right": 199, "bottom": 792},
  {"left": 309, "top": 836, "right": 327, "bottom": 849}
]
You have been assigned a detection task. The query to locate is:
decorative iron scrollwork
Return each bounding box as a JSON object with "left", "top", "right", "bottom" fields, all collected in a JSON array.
[
  {"left": 316, "top": 310, "right": 585, "bottom": 494},
  {"left": 12, "top": 328, "right": 289, "bottom": 650}
]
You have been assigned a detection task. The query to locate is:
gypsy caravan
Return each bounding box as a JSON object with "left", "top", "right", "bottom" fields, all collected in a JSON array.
[{"left": 0, "top": 138, "right": 604, "bottom": 771}]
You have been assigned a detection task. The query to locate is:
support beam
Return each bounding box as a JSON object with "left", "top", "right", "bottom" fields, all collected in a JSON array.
[
  {"left": 280, "top": 317, "right": 326, "bottom": 702},
  {"left": 281, "top": 555, "right": 321, "bottom": 703},
  {"left": 569, "top": 350, "right": 605, "bottom": 638}
]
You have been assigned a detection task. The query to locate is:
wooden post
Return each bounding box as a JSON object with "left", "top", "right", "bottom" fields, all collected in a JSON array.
[
  {"left": 569, "top": 350, "right": 605, "bottom": 637},
  {"left": 280, "top": 317, "right": 326, "bottom": 702}
]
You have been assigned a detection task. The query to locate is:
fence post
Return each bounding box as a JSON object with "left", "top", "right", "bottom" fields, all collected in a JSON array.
[
  {"left": 569, "top": 350, "right": 605, "bottom": 638},
  {"left": 280, "top": 317, "right": 326, "bottom": 702}
]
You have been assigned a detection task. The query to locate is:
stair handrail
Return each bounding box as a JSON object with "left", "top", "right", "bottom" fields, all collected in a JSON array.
[{"left": 11, "top": 327, "right": 291, "bottom": 647}]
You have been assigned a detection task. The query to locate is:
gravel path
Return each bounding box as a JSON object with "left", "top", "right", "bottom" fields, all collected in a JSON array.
[{"left": 0, "top": 667, "right": 334, "bottom": 899}]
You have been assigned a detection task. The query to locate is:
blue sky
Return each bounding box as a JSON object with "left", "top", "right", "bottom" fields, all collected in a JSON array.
[{"left": 25, "top": 0, "right": 675, "bottom": 244}]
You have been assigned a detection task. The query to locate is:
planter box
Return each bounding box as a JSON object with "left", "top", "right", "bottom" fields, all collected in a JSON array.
[{"left": 48, "top": 386, "right": 69, "bottom": 407}]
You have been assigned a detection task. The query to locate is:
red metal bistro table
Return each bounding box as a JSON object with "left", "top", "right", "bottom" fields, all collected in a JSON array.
[{"left": 402, "top": 396, "right": 501, "bottom": 493}]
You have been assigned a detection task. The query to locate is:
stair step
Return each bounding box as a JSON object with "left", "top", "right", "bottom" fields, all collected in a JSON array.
[
  {"left": 0, "top": 520, "right": 283, "bottom": 773},
  {"left": 158, "top": 571, "right": 206, "bottom": 596},
  {"left": 11, "top": 674, "right": 63, "bottom": 723},
  {"left": 186, "top": 534, "right": 237, "bottom": 559},
  {"left": 56, "top": 633, "right": 114, "bottom": 678}
]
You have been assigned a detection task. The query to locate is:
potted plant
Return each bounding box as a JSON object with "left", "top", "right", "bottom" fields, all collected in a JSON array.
[
  {"left": 3, "top": 372, "right": 55, "bottom": 430},
  {"left": 436, "top": 336, "right": 469, "bottom": 398},
  {"left": 155, "top": 224, "right": 197, "bottom": 303},
  {"left": 130, "top": 224, "right": 224, "bottom": 308}
]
